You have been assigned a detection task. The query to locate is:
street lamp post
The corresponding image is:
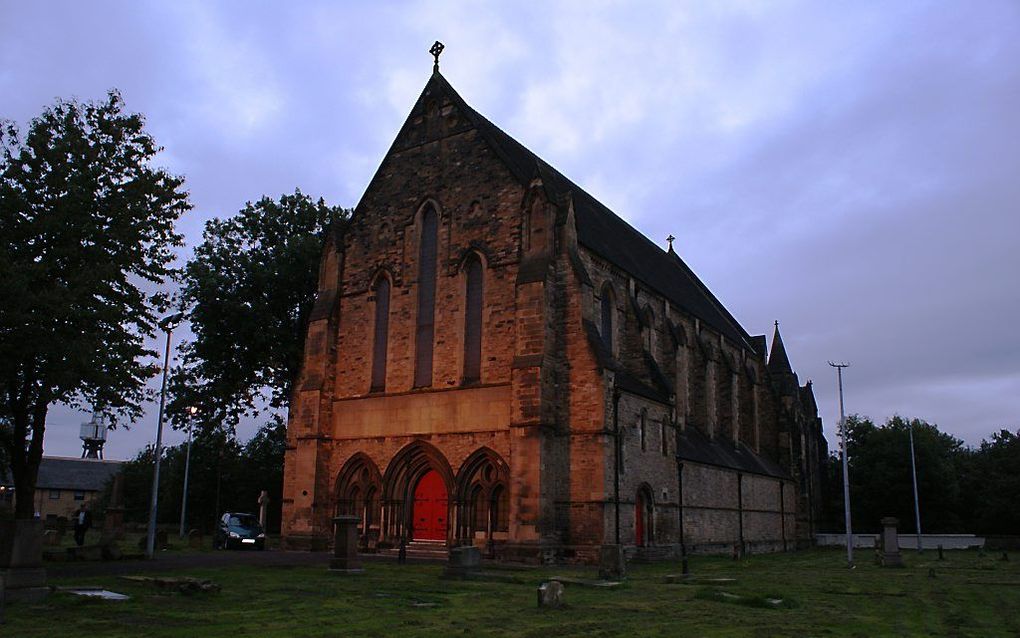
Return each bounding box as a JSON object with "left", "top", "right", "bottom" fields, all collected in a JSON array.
[
  {"left": 179, "top": 406, "right": 198, "bottom": 539},
  {"left": 829, "top": 361, "right": 853, "bottom": 568},
  {"left": 146, "top": 311, "right": 184, "bottom": 560},
  {"left": 908, "top": 420, "right": 923, "bottom": 553}
]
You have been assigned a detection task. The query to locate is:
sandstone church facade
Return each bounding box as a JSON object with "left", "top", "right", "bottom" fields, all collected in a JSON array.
[{"left": 281, "top": 63, "right": 826, "bottom": 562}]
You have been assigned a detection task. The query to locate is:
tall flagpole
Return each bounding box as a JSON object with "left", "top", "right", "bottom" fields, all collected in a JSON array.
[
  {"left": 829, "top": 361, "right": 853, "bottom": 568},
  {"left": 909, "top": 420, "right": 923, "bottom": 553}
]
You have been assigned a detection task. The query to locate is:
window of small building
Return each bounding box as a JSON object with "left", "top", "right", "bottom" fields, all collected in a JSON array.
[
  {"left": 74, "top": 490, "right": 85, "bottom": 501},
  {"left": 370, "top": 275, "right": 391, "bottom": 392},
  {"left": 463, "top": 254, "right": 484, "bottom": 383},
  {"left": 49, "top": 489, "right": 60, "bottom": 500},
  {"left": 414, "top": 205, "right": 438, "bottom": 387}
]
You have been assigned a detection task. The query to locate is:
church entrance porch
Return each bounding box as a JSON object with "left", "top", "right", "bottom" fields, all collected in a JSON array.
[{"left": 412, "top": 469, "right": 448, "bottom": 541}]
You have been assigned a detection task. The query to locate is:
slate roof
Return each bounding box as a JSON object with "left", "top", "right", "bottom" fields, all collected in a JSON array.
[
  {"left": 1, "top": 457, "right": 122, "bottom": 491},
  {"left": 677, "top": 426, "right": 789, "bottom": 479},
  {"left": 421, "top": 73, "right": 757, "bottom": 353}
]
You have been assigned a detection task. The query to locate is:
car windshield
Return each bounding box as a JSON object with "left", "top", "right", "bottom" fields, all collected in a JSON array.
[{"left": 228, "top": 515, "right": 259, "bottom": 529}]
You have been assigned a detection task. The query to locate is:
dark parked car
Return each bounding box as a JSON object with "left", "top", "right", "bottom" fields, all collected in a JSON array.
[{"left": 214, "top": 512, "right": 266, "bottom": 550}]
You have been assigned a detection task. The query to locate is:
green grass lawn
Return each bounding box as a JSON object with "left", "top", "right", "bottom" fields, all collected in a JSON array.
[{"left": 8, "top": 548, "right": 1020, "bottom": 637}]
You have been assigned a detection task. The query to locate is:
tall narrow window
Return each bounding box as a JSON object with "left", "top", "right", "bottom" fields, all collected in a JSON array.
[
  {"left": 640, "top": 410, "right": 648, "bottom": 451},
  {"left": 600, "top": 283, "right": 614, "bottom": 354},
  {"left": 370, "top": 276, "right": 390, "bottom": 391},
  {"left": 643, "top": 306, "right": 654, "bottom": 352},
  {"left": 463, "top": 255, "right": 483, "bottom": 383},
  {"left": 414, "top": 206, "right": 438, "bottom": 387}
]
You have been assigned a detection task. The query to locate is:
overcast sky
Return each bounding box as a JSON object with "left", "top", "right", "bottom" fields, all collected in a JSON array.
[{"left": 3, "top": 1, "right": 1018, "bottom": 460}]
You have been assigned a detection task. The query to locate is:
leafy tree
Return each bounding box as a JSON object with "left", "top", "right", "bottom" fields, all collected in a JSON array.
[
  {"left": 114, "top": 420, "right": 286, "bottom": 533},
  {"left": 959, "top": 429, "right": 1020, "bottom": 535},
  {"left": 0, "top": 91, "right": 189, "bottom": 518},
  {"left": 168, "top": 191, "right": 347, "bottom": 432},
  {"left": 824, "top": 415, "right": 965, "bottom": 533}
]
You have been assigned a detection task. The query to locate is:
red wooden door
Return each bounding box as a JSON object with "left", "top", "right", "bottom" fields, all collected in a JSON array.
[
  {"left": 413, "top": 470, "right": 448, "bottom": 541},
  {"left": 635, "top": 492, "right": 646, "bottom": 547}
]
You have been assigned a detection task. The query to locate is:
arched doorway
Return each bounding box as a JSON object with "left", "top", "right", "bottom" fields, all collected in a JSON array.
[
  {"left": 334, "top": 454, "right": 382, "bottom": 550},
  {"left": 380, "top": 440, "right": 455, "bottom": 546},
  {"left": 454, "top": 447, "right": 509, "bottom": 548},
  {"left": 412, "top": 469, "right": 448, "bottom": 541}
]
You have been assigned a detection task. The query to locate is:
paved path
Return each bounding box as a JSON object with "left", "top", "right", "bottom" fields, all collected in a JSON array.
[{"left": 47, "top": 549, "right": 444, "bottom": 580}]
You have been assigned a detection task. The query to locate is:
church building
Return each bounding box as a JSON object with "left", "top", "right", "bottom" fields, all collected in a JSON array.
[{"left": 281, "top": 49, "right": 826, "bottom": 562}]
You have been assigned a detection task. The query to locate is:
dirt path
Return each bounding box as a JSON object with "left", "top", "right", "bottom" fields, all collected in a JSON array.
[{"left": 44, "top": 548, "right": 454, "bottom": 579}]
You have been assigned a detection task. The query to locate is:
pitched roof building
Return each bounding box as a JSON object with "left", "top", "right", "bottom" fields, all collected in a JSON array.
[
  {"left": 281, "top": 57, "right": 826, "bottom": 561},
  {"left": 1, "top": 457, "right": 122, "bottom": 520}
]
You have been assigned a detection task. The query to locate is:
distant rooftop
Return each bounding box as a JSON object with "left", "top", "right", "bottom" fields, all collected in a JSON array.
[{"left": 1, "top": 456, "right": 123, "bottom": 491}]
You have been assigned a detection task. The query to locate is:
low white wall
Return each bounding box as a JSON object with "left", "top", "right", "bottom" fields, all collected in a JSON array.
[{"left": 816, "top": 533, "right": 984, "bottom": 550}]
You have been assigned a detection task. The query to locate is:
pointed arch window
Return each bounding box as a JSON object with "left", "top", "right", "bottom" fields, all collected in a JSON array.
[
  {"left": 600, "top": 283, "right": 615, "bottom": 355},
  {"left": 370, "top": 276, "right": 390, "bottom": 392},
  {"left": 463, "top": 254, "right": 483, "bottom": 383},
  {"left": 643, "top": 305, "right": 655, "bottom": 355},
  {"left": 414, "top": 205, "right": 438, "bottom": 387}
]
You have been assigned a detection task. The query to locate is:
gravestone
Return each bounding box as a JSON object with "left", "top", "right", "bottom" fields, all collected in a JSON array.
[
  {"left": 880, "top": 517, "right": 904, "bottom": 567},
  {"left": 0, "top": 519, "right": 48, "bottom": 602},
  {"left": 155, "top": 529, "right": 168, "bottom": 550},
  {"left": 102, "top": 473, "right": 126, "bottom": 541},
  {"left": 258, "top": 490, "right": 269, "bottom": 529},
  {"left": 188, "top": 529, "right": 203, "bottom": 549},
  {"left": 537, "top": 580, "right": 564, "bottom": 608},
  {"left": 42, "top": 530, "right": 61, "bottom": 547},
  {"left": 443, "top": 545, "right": 481, "bottom": 578},
  {"left": 328, "top": 515, "right": 363, "bottom": 573},
  {"left": 598, "top": 544, "right": 626, "bottom": 581}
]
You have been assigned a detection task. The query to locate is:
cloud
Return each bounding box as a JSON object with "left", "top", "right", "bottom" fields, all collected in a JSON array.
[{"left": 2, "top": 1, "right": 1018, "bottom": 457}]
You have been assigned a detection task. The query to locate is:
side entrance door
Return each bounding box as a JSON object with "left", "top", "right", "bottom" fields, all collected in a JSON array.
[
  {"left": 636, "top": 491, "right": 646, "bottom": 547},
  {"left": 412, "top": 469, "right": 448, "bottom": 541}
]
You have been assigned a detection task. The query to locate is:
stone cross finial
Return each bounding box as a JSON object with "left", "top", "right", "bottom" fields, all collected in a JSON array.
[
  {"left": 430, "top": 41, "right": 445, "bottom": 73},
  {"left": 666, "top": 234, "right": 675, "bottom": 251}
]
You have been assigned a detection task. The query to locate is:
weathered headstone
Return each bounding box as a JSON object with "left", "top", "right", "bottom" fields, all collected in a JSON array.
[
  {"left": 188, "top": 529, "right": 203, "bottom": 549},
  {"left": 0, "top": 519, "right": 48, "bottom": 602},
  {"left": 102, "top": 473, "right": 126, "bottom": 541},
  {"left": 155, "top": 529, "right": 168, "bottom": 550},
  {"left": 443, "top": 545, "right": 481, "bottom": 578},
  {"left": 328, "top": 515, "right": 363, "bottom": 573},
  {"left": 258, "top": 490, "right": 269, "bottom": 529},
  {"left": 42, "top": 530, "right": 61, "bottom": 547},
  {"left": 537, "top": 580, "right": 564, "bottom": 608},
  {"left": 880, "top": 517, "right": 904, "bottom": 567},
  {"left": 598, "top": 544, "right": 626, "bottom": 581}
]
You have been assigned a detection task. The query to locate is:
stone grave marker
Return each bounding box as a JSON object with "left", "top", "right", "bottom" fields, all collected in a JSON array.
[
  {"left": 880, "top": 517, "right": 904, "bottom": 567},
  {"left": 537, "top": 580, "right": 564, "bottom": 608},
  {"left": 598, "top": 544, "right": 626, "bottom": 581},
  {"left": 188, "top": 529, "right": 203, "bottom": 549},
  {"left": 443, "top": 545, "right": 481, "bottom": 578},
  {"left": 0, "top": 519, "right": 48, "bottom": 602},
  {"left": 102, "top": 473, "right": 126, "bottom": 541},
  {"left": 328, "top": 515, "right": 364, "bottom": 573}
]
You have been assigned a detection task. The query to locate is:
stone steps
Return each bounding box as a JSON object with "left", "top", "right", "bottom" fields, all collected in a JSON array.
[
  {"left": 630, "top": 546, "right": 672, "bottom": 563},
  {"left": 378, "top": 540, "right": 449, "bottom": 561}
]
